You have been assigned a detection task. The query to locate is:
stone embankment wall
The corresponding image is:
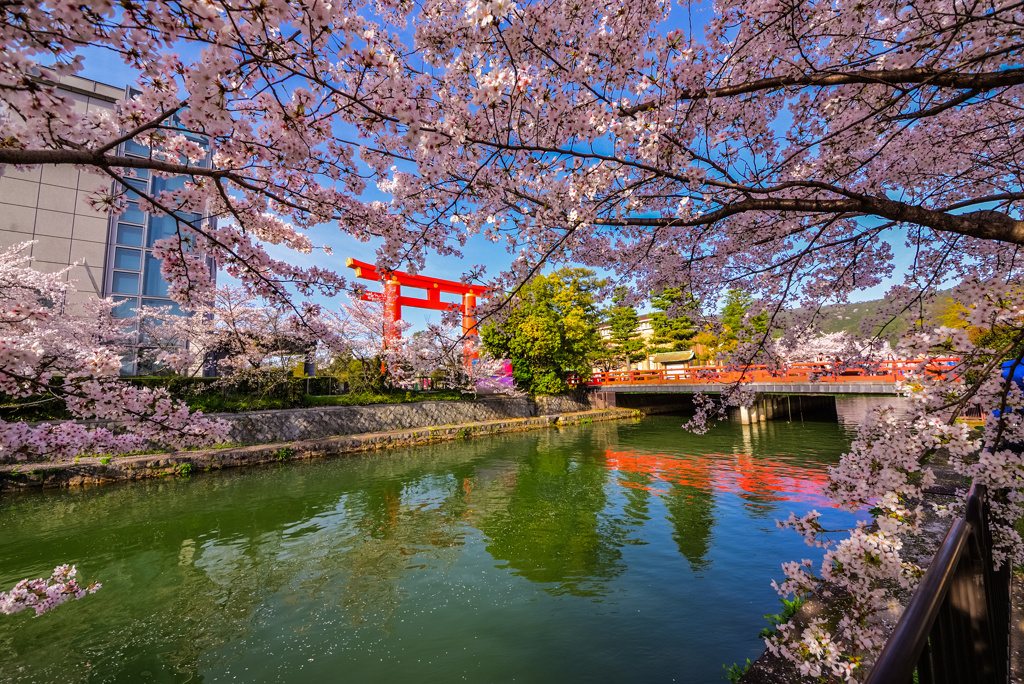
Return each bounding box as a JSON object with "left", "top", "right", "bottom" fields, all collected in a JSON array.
[
  {"left": 1, "top": 407, "right": 640, "bottom": 491},
  {"left": 217, "top": 396, "right": 542, "bottom": 444},
  {"left": 23, "top": 394, "right": 599, "bottom": 450},
  {"left": 531, "top": 393, "right": 594, "bottom": 415},
  {"left": 214, "top": 393, "right": 597, "bottom": 444}
]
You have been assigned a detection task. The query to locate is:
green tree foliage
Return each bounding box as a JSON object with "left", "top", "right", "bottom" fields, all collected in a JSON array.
[
  {"left": 936, "top": 293, "right": 1024, "bottom": 362},
  {"left": 721, "top": 289, "right": 753, "bottom": 334},
  {"left": 347, "top": 357, "right": 388, "bottom": 394},
  {"left": 600, "top": 288, "right": 647, "bottom": 370},
  {"left": 481, "top": 268, "right": 604, "bottom": 394},
  {"left": 690, "top": 289, "right": 770, "bottom": 363},
  {"left": 648, "top": 288, "right": 699, "bottom": 355},
  {"left": 720, "top": 289, "right": 768, "bottom": 337},
  {"left": 320, "top": 351, "right": 352, "bottom": 383},
  {"left": 716, "top": 289, "right": 769, "bottom": 350}
]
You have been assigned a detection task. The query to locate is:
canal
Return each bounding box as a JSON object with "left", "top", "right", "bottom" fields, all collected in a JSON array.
[{"left": 0, "top": 412, "right": 867, "bottom": 683}]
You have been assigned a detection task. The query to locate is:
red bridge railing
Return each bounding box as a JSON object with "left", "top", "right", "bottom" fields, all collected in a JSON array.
[{"left": 572, "top": 358, "right": 960, "bottom": 387}]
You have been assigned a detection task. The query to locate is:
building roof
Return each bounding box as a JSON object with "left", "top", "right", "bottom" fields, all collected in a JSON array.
[{"left": 651, "top": 350, "right": 695, "bottom": 363}]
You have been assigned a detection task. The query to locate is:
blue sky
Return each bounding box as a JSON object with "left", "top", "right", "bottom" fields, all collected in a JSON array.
[
  {"left": 73, "top": 17, "right": 916, "bottom": 331},
  {"left": 74, "top": 48, "right": 518, "bottom": 329}
]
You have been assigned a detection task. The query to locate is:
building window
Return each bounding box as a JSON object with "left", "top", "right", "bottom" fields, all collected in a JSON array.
[
  {"left": 123, "top": 139, "right": 149, "bottom": 157},
  {"left": 142, "top": 252, "right": 170, "bottom": 297},
  {"left": 111, "top": 296, "right": 137, "bottom": 319},
  {"left": 121, "top": 201, "right": 146, "bottom": 225},
  {"left": 147, "top": 213, "right": 182, "bottom": 247},
  {"left": 111, "top": 270, "right": 139, "bottom": 294},
  {"left": 106, "top": 112, "right": 213, "bottom": 375},
  {"left": 113, "top": 247, "right": 141, "bottom": 270},
  {"left": 116, "top": 223, "right": 144, "bottom": 247}
]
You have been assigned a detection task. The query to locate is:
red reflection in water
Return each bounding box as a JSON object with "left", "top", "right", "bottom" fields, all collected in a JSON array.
[{"left": 605, "top": 450, "right": 837, "bottom": 508}]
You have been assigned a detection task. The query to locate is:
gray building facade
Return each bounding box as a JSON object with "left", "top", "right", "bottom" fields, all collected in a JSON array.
[{"left": 0, "top": 75, "right": 214, "bottom": 374}]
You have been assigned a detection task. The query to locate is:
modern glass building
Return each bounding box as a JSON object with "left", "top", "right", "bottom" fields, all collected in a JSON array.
[
  {"left": 109, "top": 92, "right": 215, "bottom": 374},
  {"left": 0, "top": 76, "right": 215, "bottom": 375}
]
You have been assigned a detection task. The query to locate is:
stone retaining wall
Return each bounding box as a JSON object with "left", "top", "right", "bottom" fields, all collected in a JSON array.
[
  {"left": 22, "top": 394, "right": 601, "bottom": 450},
  {"left": 0, "top": 408, "right": 639, "bottom": 491},
  {"left": 215, "top": 395, "right": 540, "bottom": 444},
  {"left": 532, "top": 393, "right": 594, "bottom": 415}
]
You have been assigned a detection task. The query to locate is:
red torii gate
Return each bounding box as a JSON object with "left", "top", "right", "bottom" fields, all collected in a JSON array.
[{"left": 345, "top": 258, "right": 491, "bottom": 362}]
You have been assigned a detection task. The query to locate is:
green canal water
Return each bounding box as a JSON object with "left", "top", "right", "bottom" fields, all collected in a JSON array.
[{"left": 0, "top": 415, "right": 864, "bottom": 683}]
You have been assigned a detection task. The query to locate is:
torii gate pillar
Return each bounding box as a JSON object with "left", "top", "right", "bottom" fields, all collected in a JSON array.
[
  {"left": 384, "top": 278, "right": 402, "bottom": 351},
  {"left": 462, "top": 292, "right": 477, "bottom": 362}
]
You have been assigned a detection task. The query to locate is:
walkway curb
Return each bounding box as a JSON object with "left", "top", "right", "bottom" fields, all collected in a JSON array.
[{"left": 0, "top": 408, "right": 641, "bottom": 491}]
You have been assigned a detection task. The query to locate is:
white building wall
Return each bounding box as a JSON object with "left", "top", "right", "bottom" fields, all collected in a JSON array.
[{"left": 0, "top": 77, "right": 121, "bottom": 309}]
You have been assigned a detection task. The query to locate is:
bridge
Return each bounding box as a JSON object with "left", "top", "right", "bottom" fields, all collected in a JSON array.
[{"left": 578, "top": 358, "right": 958, "bottom": 423}]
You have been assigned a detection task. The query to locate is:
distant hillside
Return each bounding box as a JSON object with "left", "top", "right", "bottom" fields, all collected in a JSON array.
[
  {"left": 641, "top": 291, "right": 955, "bottom": 344},
  {"left": 815, "top": 291, "right": 951, "bottom": 343}
]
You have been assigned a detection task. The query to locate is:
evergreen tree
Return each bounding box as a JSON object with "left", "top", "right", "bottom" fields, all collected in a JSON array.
[
  {"left": 648, "top": 288, "right": 699, "bottom": 355},
  {"left": 720, "top": 289, "right": 769, "bottom": 342},
  {"left": 720, "top": 289, "right": 753, "bottom": 334},
  {"left": 603, "top": 288, "right": 647, "bottom": 370}
]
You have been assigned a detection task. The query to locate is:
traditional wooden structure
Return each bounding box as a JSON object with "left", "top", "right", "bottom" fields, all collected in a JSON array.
[{"left": 345, "top": 258, "right": 491, "bottom": 361}]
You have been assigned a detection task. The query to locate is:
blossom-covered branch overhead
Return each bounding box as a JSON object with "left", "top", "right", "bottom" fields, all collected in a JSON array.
[{"left": 1, "top": 0, "right": 1020, "bottom": 312}]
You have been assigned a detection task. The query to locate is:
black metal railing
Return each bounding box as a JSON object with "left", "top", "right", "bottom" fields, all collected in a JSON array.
[{"left": 865, "top": 483, "right": 1011, "bottom": 684}]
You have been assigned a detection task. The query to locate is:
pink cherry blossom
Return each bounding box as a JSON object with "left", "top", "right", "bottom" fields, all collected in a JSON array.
[
  {"left": 0, "top": 242, "right": 229, "bottom": 464},
  {"left": 0, "top": 565, "right": 100, "bottom": 616},
  {"left": 1, "top": 0, "right": 1022, "bottom": 668}
]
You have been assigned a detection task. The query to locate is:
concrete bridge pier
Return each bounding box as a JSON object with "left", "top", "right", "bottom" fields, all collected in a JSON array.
[
  {"left": 737, "top": 394, "right": 781, "bottom": 424},
  {"left": 738, "top": 399, "right": 761, "bottom": 424},
  {"left": 734, "top": 393, "right": 838, "bottom": 424}
]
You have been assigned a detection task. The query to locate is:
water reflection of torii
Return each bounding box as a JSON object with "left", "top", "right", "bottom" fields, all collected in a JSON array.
[{"left": 346, "top": 258, "right": 492, "bottom": 363}]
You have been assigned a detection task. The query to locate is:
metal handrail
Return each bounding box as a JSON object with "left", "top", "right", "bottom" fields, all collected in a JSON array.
[{"left": 865, "top": 484, "right": 1011, "bottom": 684}]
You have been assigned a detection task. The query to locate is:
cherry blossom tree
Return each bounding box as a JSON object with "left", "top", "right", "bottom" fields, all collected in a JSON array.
[
  {"left": 3, "top": 0, "right": 1023, "bottom": 667},
  {"left": 2, "top": 0, "right": 1019, "bottom": 315},
  {"left": 764, "top": 282, "right": 1024, "bottom": 680},
  {"left": 337, "top": 296, "right": 412, "bottom": 390},
  {"left": 0, "top": 242, "right": 228, "bottom": 464},
  {"left": 138, "top": 285, "right": 332, "bottom": 380},
  {"left": 403, "top": 324, "right": 520, "bottom": 395},
  {"left": 338, "top": 296, "right": 515, "bottom": 394},
  {"left": 4, "top": 0, "right": 1019, "bottom": 344},
  {"left": 772, "top": 331, "right": 893, "bottom": 365}
]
